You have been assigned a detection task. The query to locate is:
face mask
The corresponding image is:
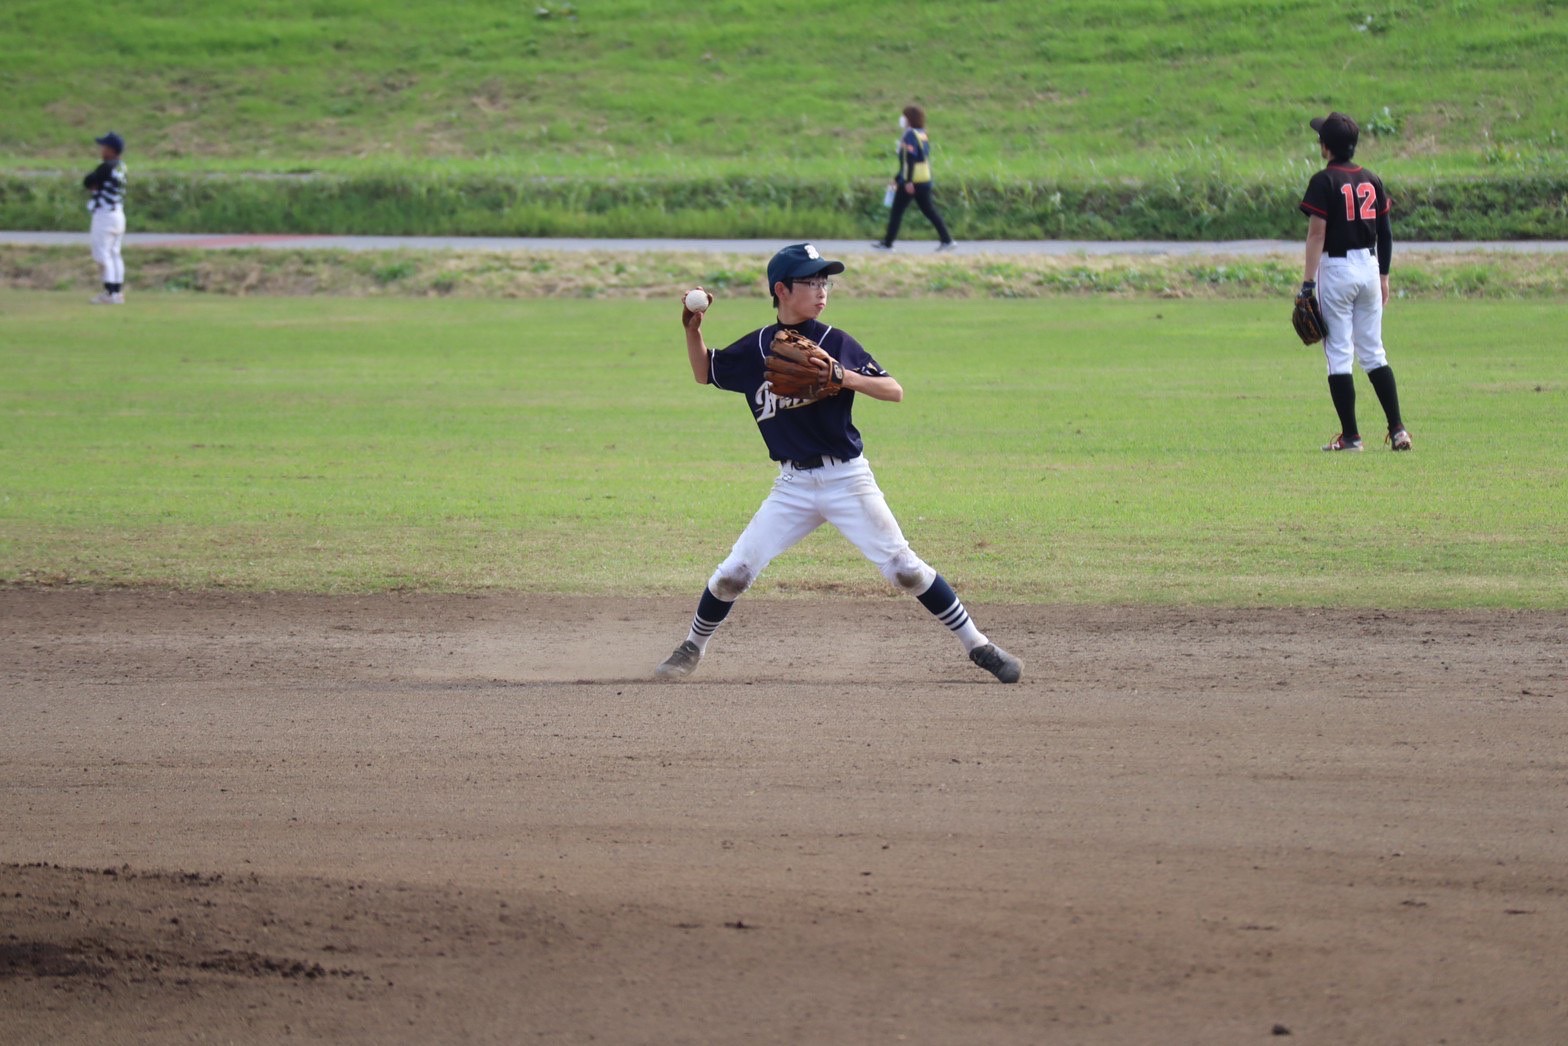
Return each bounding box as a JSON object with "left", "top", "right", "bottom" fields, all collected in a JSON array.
[{"left": 898, "top": 115, "right": 909, "bottom": 130}]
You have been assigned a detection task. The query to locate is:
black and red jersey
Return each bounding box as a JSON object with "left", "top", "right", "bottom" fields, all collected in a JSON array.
[{"left": 1300, "top": 164, "right": 1390, "bottom": 256}]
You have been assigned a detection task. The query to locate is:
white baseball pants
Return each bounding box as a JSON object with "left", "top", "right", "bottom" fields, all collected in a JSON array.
[
  {"left": 90, "top": 208, "right": 126, "bottom": 284},
  {"left": 1316, "top": 248, "right": 1386, "bottom": 376},
  {"left": 707, "top": 456, "right": 936, "bottom": 600}
]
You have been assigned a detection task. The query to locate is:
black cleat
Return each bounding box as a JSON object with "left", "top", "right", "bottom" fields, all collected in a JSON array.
[
  {"left": 969, "top": 643, "right": 1022, "bottom": 684},
  {"left": 655, "top": 640, "right": 702, "bottom": 680}
]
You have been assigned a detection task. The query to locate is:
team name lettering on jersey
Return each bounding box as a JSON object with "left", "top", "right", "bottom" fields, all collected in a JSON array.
[{"left": 754, "top": 385, "right": 818, "bottom": 421}]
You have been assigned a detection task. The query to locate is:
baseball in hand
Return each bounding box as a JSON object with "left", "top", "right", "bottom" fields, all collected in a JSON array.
[{"left": 684, "top": 288, "right": 712, "bottom": 313}]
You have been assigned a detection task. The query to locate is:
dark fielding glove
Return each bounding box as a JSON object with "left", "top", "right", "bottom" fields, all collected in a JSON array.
[
  {"left": 1293, "top": 281, "right": 1327, "bottom": 345},
  {"left": 765, "top": 328, "right": 845, "bottom": 400}
]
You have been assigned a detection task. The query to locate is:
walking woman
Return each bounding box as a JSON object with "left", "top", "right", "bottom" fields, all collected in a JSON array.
[{"left": 874, "top": 105, "right": 955, "bottom": 252}]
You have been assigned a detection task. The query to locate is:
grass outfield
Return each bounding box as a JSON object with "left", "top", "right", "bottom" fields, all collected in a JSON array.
[
  {"left": 2, "top": 291, "right": 1563, "bottom": 607},
  {"left": 3, "top": 0, "right": 1564, "bottom": 181}
]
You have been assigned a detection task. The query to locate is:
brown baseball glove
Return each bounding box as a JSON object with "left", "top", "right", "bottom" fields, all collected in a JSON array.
[
  {"left": 766, "top": 328, "right": 845, "bottom": 400},
  {"left": 1292, "top": 286, "right": 1327, "bottom": 345}
]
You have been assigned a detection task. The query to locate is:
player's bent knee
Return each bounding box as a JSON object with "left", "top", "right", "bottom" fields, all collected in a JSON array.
[
  {"left": 709, "top": 564, "right": 754, "bottom": 601},
  {"left": 880, "top": 552, "right": 935, "bottom": 594}
]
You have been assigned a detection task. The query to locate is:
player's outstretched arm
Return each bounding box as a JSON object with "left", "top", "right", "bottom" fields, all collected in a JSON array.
[{"left": 844, "top": 370, "right": 903, "bottom": 403}]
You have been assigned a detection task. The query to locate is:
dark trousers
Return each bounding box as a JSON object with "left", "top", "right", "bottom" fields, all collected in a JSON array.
[{"left": 881, "top": 182, "right": 952, "bottom": 246}]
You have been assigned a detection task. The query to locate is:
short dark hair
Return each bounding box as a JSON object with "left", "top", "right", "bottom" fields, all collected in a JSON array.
[
  {"left": 1313, "top": 112, "right": 1359, "bottom": 164},
  {"left": 770, "top": 277, "right": 795, "bottom": 309},
  {"left": 902, "top": 104, "right": 926, "bottom": 129}
]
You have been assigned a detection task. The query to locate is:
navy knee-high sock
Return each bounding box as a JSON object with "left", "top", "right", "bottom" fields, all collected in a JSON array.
[
  {"left": 685, "top": 587, "right": 733, "bottom": 653},
  {"left": 916, "top": 574, "right": 987, "bottom": 651}
]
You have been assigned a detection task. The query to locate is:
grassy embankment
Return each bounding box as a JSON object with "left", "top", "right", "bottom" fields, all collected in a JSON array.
[
  {"left": 2, "top": 0, "right": 1565, "bottom": 237},
  {"left": 3, "top": 292, "right": 1563, "bottom": 607}
]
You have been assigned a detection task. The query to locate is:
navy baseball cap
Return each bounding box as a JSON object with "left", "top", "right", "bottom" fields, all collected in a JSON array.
[
  {"left": 766, "top": 243, "right": 845, "bottom": 289},
  {"left": 1310, "top": 112, "right": 1358, "bottom": 155},
  {"left": 95, "top": 131, "right": 125, "bottom": 153}
]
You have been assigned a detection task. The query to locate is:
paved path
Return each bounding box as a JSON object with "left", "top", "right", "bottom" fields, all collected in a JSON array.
[{"left": 5, "top": 231, "right": 1567, "bottom": 256}]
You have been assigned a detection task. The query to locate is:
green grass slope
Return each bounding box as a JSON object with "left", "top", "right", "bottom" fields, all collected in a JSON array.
[
  {"left": 3, "top": 0, "right": 1565, "bottom": 180},
  {"left": 2, "top": 292, "right": 1563, "bottom": 606}
]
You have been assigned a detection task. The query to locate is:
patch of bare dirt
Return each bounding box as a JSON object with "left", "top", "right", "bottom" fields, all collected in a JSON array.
[{"left": 1, "top": 588, "right": 1565, "bottom": 1043}]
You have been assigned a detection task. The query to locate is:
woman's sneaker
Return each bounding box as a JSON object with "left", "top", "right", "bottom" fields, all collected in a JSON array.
[
  {"left": 1322, "top": 433, "right": 1364, "bottom": 452},
  {"left": 1388, "top": 428, "right": 1412, "bottom": 451}
]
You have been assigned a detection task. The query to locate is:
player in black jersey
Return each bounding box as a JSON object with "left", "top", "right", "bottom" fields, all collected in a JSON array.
[{"left": 1299, "top": 112, "right": 1411, "bottom": 452}]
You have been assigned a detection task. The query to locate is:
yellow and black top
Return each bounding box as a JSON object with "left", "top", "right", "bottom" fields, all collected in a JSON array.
[{"left": 895, "top": 128, "right": 933, "bottom": 185}]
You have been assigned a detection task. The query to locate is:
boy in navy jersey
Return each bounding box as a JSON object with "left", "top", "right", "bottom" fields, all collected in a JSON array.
[
  {"left": 1299, "top": 112, "right": 1411, "bottom": 452},
  {"left": 654, "top": 243, "right": 1021, "bottom": 683},
  {"left": 84, "top": 131, "right": 128, "bottom": 304}
]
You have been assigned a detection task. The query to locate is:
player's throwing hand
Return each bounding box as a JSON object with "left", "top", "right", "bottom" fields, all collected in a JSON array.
[{"left": 681, "top": 287, "right": 712, "bottom": 330}]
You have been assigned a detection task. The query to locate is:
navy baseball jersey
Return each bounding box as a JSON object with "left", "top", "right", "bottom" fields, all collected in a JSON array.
[
  {"left": 84, "top": 160, "right": 127, "bottom": 211},
  {"left": 1300, "top": 164, "right": 1390, "bottom": 256},
  {"left": 709, "top": 319, "right": 887, "bottom": 463}
]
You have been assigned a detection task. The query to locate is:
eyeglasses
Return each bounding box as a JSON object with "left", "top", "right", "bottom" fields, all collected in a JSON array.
[{"left": 791, "top": 278, "right": 835, "bottom": 291}]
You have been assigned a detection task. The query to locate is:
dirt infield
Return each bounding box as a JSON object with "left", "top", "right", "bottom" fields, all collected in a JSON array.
[{"left": 2, "top": 588, "right": 1565, "bottom": 1044}]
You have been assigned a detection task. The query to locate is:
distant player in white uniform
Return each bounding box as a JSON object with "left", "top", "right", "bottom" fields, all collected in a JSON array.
[
  {"left": 1298, "top": 112, "right": 1410, "bottom": 452},
  {"left": 654, "top": 243, "right": 1022, "bottom": 683},
  {"left": 84, "top": 131, "right": 128, "bottom": 305}
]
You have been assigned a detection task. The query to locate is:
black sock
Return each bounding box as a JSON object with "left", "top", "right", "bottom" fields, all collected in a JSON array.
[
  {"left": 1366, "top": 365, "right": 1403, "bottom": 432},
  {"left": 1327, "top": 374, "right": 1359, "bottom": 440},
  {"left": 104, "top": 282, "right": 114, "bottom": 293}
]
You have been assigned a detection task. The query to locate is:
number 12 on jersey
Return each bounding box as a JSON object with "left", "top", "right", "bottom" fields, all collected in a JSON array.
[{"left": 1341, "top": 182, "right": 1377, "bottom": 221}]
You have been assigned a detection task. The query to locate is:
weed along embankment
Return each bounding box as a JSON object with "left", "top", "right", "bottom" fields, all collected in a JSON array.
[{"left": 4, "top": 171, "right": 1567, "bottom": 242}]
